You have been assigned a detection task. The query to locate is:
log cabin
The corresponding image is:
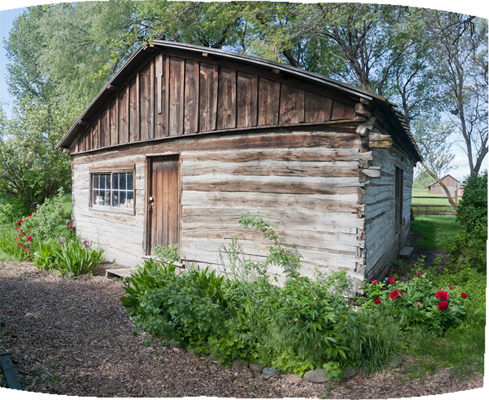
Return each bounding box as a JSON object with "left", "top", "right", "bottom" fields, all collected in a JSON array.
[
  {"left": 56, "top": 41, "right": 422, "bottom": 294},
  {"left": 428, "top": 174, "right": 460, "bottom": 196}
]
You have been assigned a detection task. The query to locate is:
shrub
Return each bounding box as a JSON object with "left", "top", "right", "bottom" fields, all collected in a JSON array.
[
  {"left": 153, "top": 243, "right": 181, "bottom": 264},
  {"left": 20, "top": 187, "right": 75, "bottom": 244},
  {"left": 0, "top": 195, "right": 32, "bottom": 223},
  {"left": 363, "top": 268, "right": 468, "bottom": 334},
  {"left": 448, "top": 173, "right": 487, "bottom": 273}
]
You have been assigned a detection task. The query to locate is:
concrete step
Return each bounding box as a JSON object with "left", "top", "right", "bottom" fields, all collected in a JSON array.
[
  {"left": 105, "top": 268, "right": 136, "bottom": 279},
  {"left": 399, "top": 246, "right": 414, "bottom": 258}
]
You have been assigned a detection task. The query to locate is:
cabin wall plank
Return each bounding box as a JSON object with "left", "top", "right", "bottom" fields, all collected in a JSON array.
[
  {"left": 364, "top": 146, "right": 415, "bottom": 280},
  {"left": 72, "top": 129, "right": 365, "bottom": 288}
]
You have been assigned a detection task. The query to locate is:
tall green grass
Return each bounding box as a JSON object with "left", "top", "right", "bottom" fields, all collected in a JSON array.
[{"left": 410, "top": 215, "right": 461, "bottom": 249}]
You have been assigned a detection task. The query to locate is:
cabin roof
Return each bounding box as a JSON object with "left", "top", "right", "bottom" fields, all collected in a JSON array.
[
  {"left": 427, "top": 174, "right": 461, "bottom": 187},
  {"left": 56, "top": 40, "right": 422, "bottom": 162}
]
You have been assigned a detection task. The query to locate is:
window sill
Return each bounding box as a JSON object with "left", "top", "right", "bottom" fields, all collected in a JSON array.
[{"left": 89, "top": 205, "right": 136, "bottom": 216}]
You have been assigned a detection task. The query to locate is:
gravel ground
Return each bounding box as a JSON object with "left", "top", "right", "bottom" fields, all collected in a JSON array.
[{"left": 0, "top": 262, "right": 484, "bottom": 398}]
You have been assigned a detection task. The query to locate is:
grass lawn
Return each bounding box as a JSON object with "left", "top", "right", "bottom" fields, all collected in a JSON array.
[
  {"left": 62, "top": 192, "right": 72, "bottom": 219},
  {"left": 410, "top": 214, "right": 461, "bottom": 249}
]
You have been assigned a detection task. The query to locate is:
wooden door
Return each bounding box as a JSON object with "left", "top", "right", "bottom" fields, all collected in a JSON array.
[{"left": 148, "top": 155, "right": 180, "bottom": 253}]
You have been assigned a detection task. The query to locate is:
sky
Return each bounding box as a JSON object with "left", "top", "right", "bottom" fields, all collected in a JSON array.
[{"left": 0, "top": 0, "right": 488, "bottom": 180}]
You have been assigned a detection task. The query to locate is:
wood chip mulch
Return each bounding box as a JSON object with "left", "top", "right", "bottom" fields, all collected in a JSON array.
[{"left": 0, "top": 262, "right": 484, "bottom": 398}]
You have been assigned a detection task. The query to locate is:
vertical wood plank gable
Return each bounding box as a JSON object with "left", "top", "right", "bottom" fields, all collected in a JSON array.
[
  {"left": 150, "top": 58, "right": 155, "bottom": 139},
  {"left": 237, "top": 71, "right": 258, "bottom": 128},
  {"left": 199, "top": 62, "right": 218, "bottom": 132},
  {"left": 139, "top": 62, "right": 152, "bottom": 141},
  {"left": 78, "top": 130, "right": 86, "bottom": 152},
  {"left": 129, "top": 77, "right": 138, "bottom": 142},
  {"left": 100, "top": 107, "right": 109, "bottom": 148},
  {"left": 155, "top": 55, "right": 168, "bottom": 138},
  {"left": 279, "top": 84, "right": 305, "bottom": 124},
  {"left": 258, "top": 78, "right": 280, "bottom": 126},
  {"left": 90, "top": 120, "right": 98, "bottom": 149},
  {"left": 331, "top": 101, "right": 355, "bottom": 120},
  {"left": 118, "top": 87, "right": 129, "bottom": 143},
  {"left": 155, "top": 54, "right": 163, "bottom": 114},
  {"left": 109, "top": 98, "right": 118, "bottom": 146},
  {"left": 169, "top": 57, "right": 185, "bottom": 136},
  {"left": 305, "top": 91, "right": 332, "bottom": 123},
  {"left": 184, "top": 59, "right": 199, "bottom": 134},
  {"left": 217, "top": 67, "right": 236, "bottom": 130}
]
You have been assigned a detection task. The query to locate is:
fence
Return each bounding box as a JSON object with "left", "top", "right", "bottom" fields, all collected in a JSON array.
[{"left": 411, "top": 195, "right": 457, "bottom": 215}]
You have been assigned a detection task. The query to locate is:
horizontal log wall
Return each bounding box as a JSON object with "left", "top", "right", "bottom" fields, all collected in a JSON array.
[
  {"left": 364, "top": 147, "right": 415, "bottom": 281},
  {"left": 72, "top": 129, "right": 365, "bottom": 285},
  {"left": 73, "top": 51, "right": 356, "bottom": 154}
]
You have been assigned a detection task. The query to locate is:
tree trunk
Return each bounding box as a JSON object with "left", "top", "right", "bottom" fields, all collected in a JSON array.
[{"left": 421, "top": 162, "right": 458, "bottom": 212}]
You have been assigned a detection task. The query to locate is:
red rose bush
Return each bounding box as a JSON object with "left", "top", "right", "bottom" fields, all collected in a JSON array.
[{"left": 362, "top": 262, "right": 468, "bottom": 334}]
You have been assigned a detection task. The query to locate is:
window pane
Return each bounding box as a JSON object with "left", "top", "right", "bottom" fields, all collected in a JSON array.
[
  {"left": 120, "top": 191, "right": 127, "bottom": 208},
  {"left": 106, "top": 174, "right": 111, "bottom": 189},
  {"left": 112, "top": 173, "right": 119, "bottom": 190},
  {"left": 94, "top": 189, "right": 101, "bottom": 205},
  {"left": 127, "top": 191, "right": 134, "bottom": 208},
  {"left": 112, "top": 190, "right": 120, "bottom": 208},
  {"left": 100, "top": 175, "right": 105, "bottom": 190},
  {"left": 120, "top": 173, "right": 126, "bottom": 190},
  {"left": 127, "top": 173, "right": 133, "bottom": 190},
  {"left": 104, "top": 190, "right": 111, "bottom": 206}
]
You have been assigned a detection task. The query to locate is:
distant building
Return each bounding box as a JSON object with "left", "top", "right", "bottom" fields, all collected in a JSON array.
[{"left": 428, "top": 174, "right": 461, "bottom": 195}]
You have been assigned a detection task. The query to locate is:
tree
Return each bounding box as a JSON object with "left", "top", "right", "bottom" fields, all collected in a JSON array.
[
  {"left": 0, "top": 98, "right": 72, "bottom": 210},
  {"left": 430, "top": 14, "right": 488, "bottom": 175}
]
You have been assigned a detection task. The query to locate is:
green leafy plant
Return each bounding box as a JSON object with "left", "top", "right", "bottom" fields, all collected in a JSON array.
[
  {"left": 34, "top": 239, "right": 59, "bottom": 270},
  {"left": 363, "top": 267, "right": 468, "bottom": 334},
  {"left": 153, "top": 243, "right": 181, "bottom": 264},
  {"left": 55, "top": 238, "right": 103, "bottom": 276}
]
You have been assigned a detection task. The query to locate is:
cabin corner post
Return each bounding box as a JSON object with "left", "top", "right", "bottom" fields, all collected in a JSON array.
[{"left": 143, "top": 156, "right": 152, "bottom": 255}]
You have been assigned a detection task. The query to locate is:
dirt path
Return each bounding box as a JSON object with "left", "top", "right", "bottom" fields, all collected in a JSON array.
[{"left": 0, "top": 262, "right": 483, "bottom": 398}]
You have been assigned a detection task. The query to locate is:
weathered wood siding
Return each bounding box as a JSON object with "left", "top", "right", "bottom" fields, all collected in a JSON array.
[
  {"left": 428, "top": 175, "right": 460, "bottom": 195},
  {"left": 72, "top": 129, "right": 367, "bottom": 286},
  {"left": 364, "top": 146, "right": 415, "bottom": 281},
  {"left": 72, "top": 51, "right": 356, "bottom": 154}
]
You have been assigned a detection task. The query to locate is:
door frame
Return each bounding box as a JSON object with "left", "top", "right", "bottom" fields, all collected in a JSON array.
[{"left": 143, "top": 153, "right": 182, "bottom": 255}]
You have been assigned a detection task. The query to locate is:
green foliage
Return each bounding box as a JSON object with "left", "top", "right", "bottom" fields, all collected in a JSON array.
[
  {"left": 153, "top": 244, "right": 181, "bottom": 264},
  {"left": 448, "top": 173, "right": 487, "bottom": 273},
  {"left": 0, "top": 99, "right": 72, "bottom": 209},
  {"left": 456, "top": 173, "right": 487, "bottom": 232},
  {"left": 55, "top": 238, "right": 103, "bottom": 276},
  {"left": 33, "top": 240, "right": 59, "bottom": 271},
  {"left": 122, "top": 214, "right": 361, "bottom": 375},
  {"left": 363, "top": 268, "right": 468, "bottom": 335},
  {"left": 21, "top": 188, "right": 75, "bottom": 243},
  {"left": 0, "top": 195, "right": 33, "bottom": 223}
]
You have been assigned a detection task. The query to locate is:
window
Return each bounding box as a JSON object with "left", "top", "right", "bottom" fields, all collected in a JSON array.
[{"left": 91, "top": 171, "right": 134, "bottom": 210}]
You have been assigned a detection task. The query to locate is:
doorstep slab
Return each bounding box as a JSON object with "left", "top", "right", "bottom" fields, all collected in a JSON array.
[
  {"left": 105, "top": 268, "right": 137, "bottom": 279},
  {"left": 399, "top": 246, "right": 414, "bottom": 258}
]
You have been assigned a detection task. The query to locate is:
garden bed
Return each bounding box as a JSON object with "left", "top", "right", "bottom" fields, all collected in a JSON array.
[{"left": 0, "top": 262, "right": 482, "bottom": 398}]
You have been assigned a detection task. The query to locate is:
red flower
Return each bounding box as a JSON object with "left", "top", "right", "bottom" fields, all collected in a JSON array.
[
  {"left": 371, "top": 280, "right": 378, "bottom": 284},
  {"left": 374, "top": 298, "right": 382, "bottom": 304},
  {"left": 436, "top": 290, "right": 449, "bottom": 300},
  {"left": 66, "top": 222, "right": 73, "bottom": 229},
  {"left": 437, "top": 301, "right": 449, "bottom": 311},
  {"left": 26, "top": 236, "right": 33, "bottom": 242},
  {"left": 28, "top": 213, "right": 33, "bottom": 218},
  {"left": 61, "top": 216, "right": 64, "bottom": 220},
  {"left": 461, "top": 293, "right": 468, "bottom": 298},
  {"left": 449, "top": 286, "right": 456, "bottom": 290},
  {"left": 417, "top": 271, "right": 422, "bottom": 275},
  {"left": 416, "top": 302, "right": 421, "bottom": 306},
  {"left": 389, "top": 277, "right": 396, "bottom": 284},
  {"left": 24, "top": 246, "right": 30, "bottom": 253},
  {"left": 15, "top": 226, "right": 19, "bottom": 231},
  {"left": 17, "top": 242, "right": 23, "bottom": 247},
  {"left": 389, "top": 289, "right": 403, "bottom": 301}
]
